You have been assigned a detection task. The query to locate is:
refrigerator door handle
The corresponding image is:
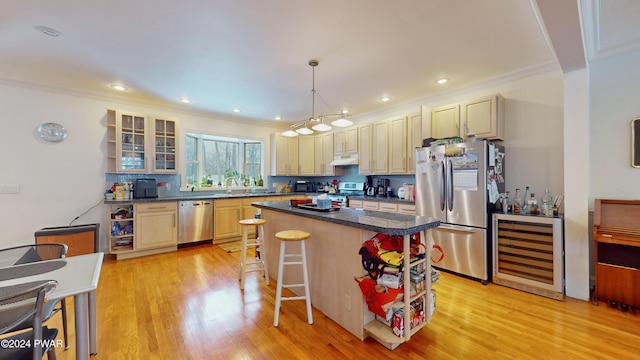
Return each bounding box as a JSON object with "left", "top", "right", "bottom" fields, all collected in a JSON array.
[
  {"left": 437, "top": 224, "right": 477, "bottom": 233},
  {"left": 440, "top": 160, "right": 446, "bottom": 211},
  {"left": 447, "top": 159, "right": 454, "bottom": 211}
]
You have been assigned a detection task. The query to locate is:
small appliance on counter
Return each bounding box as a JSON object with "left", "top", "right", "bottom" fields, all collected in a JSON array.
[
  {"left": 377, "top": 178, "right": 390, "bottom": 197},
  {"left": 134, "top": 178, "right": 158, "bottom": 199},
  {"left": 295, "top": 181, "right": 309, "bottom": 192}
]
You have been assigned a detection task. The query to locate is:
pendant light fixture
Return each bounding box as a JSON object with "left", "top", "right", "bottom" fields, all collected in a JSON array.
[{"left": 281, "top": 59, "right": 352, "bottom": 137}]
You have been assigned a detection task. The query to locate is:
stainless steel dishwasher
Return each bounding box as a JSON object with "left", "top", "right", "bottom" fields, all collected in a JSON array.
[{"left": 178, "top": 200, "right": 213, "bottom": 244}]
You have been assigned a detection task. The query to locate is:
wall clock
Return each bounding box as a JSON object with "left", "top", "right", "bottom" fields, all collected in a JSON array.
[{"left": 37, "top": 122, "right": 67, "bottom": 142}]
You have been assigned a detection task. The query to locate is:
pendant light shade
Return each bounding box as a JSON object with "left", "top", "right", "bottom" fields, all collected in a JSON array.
[
  {"left": 295, "top": 125, "right": 314, "bottom": 135},
  {"left": 281, "top": 59, "right": 353, "bottom": 135},
  {"left": 311, "top": 122, "right": 332, "bottom": 131},
  {"left": 282, "top": 129, "right": 299, "bottom": 137},
  {"left": 331, "top": 117, "right": 353, "bottom": 127}
]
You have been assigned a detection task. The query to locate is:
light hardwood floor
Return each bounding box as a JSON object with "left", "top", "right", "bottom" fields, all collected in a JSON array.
[{"left": 51, "top": 243, "right": 640, "bottom": 360}]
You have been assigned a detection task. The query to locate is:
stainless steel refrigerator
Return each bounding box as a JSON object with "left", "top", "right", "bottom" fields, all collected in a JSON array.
[{"left": 415, "top": 140, "right": 505, "bottom": 284}]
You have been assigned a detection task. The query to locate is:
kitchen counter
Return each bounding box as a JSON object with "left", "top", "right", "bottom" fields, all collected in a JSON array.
[
  {"left": 252, "top": 201, "right": 437, "bottom": 235},
  {"left": 103, "top": 191, "right": 306, "bottom": 204},
  {"left": 347, "top": 195, "right": 415, "bottom": 205}
]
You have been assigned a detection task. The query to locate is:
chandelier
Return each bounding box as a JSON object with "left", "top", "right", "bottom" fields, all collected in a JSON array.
[{"left": 281, "top": 59, "right": 353, "bottom": 137}]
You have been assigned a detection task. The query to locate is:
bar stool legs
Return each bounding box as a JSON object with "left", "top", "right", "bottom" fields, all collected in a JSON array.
[
  {"left": 238, "top": 218, "right": 269, "bottom": 290},
  {"left": 274, "top": 230, "right": 313, "bottom": 327}
]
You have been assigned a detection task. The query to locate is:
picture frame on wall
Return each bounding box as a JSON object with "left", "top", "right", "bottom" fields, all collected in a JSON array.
[{"left": 633, "top": 117, "right": 640, "bottom": 168}]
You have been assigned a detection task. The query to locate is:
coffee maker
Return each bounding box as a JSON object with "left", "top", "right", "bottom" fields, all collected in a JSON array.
[
  {"left": 377, "top": 178, "right": 390, "bottom": 197},
  {"left": 365, "top": 176, "right": 376, "bottom": 196}
]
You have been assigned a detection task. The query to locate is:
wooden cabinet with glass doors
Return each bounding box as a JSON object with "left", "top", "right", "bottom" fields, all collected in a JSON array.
[
  {"left": 107, "top": 109, "right": 147, "bottom": 173},
  {"left": 151, "top": 116, "right": 178, "bottom": 173}
]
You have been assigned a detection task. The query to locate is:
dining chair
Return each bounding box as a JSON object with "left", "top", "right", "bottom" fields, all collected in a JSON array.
[
  {"left": 0, "top": 244, "right": 69, "bottom": 349},
  {"left": 0, "top": 280, "right": 59, "bottom": 360}
]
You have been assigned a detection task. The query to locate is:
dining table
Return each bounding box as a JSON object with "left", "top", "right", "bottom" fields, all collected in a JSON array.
[{"left": 0, "top": 251, "right": 104, "bottom": 360}]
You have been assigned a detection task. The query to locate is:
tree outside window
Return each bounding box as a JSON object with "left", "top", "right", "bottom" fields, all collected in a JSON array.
[{"left": 184, "top": 133, "right": 263, "bottom": 188}]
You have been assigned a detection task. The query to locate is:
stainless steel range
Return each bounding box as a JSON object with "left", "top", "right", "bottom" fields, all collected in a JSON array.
[{"left": 327, "top": 182, "right": 364, "bottom": 207}]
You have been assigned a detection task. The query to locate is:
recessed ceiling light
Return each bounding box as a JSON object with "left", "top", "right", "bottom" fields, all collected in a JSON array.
[
  {"left": 380, "top": 96, "right": 391, "bottom": 102},
  {"left": 110, "top": 84, "right": 127, "bottom": 91},
  {"left": 437, "top": 78, "right": 449, "bottom": 85},
  {"left": 35, "top": 26, "right": 63, "bottom": 37},
  {"left": 179, "top": 97, "right": 192, "bottom": 104},
  {"left": 233, "top": 108, "right": 240, "bottom": 113},
  {"left": 275, "top": 116, "right": 281, "bottom": 120}
]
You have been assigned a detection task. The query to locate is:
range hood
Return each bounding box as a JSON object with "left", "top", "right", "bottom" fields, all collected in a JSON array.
[{"left": 330, "top": 155, "right": 359, "bottom": 166}]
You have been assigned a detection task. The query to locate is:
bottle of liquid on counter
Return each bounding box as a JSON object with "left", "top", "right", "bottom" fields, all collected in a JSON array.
[
  {"left": 528, "top": 192, "right": 538, "bottom": 214},
  {"left": 521, "top": 186, "right": 531, "bottom": 214},
  {"left": 541, "top": 188, "right": 553, "bottom": 216},
  {"left": 513, "top": 189, "right": 522, "bottom": 214}
]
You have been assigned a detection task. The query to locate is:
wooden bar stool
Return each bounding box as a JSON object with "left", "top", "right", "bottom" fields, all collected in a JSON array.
[
  {"left": 238, "top": 218, "right": 269, "bottom": 290},
  {"left": 273, "top": 230, "right": 313, "bottom": 327}
]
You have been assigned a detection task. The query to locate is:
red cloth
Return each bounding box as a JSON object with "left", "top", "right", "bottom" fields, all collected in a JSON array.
[{"left": 355, "top": 277, "right": 402, "bottom": 318}]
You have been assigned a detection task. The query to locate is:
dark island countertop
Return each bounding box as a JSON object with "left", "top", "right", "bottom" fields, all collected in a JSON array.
[
  {"left": 103, "top": 192, "right": 307, "bottom": 204},
  {"left": 252, "top": 201, "right": 439, "bottom": 236}
]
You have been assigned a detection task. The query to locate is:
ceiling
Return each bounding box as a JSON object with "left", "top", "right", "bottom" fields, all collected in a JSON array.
[{"left": 1, "top": 1, "right": 639, "bottom": 127}]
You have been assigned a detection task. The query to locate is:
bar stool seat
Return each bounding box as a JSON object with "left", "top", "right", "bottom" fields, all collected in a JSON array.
[
  {"left": 238, "top": 218, "right": 269, "bottom": 290},
  {"left": 273, "top": 229, "right": 313, "bottom": 327}
]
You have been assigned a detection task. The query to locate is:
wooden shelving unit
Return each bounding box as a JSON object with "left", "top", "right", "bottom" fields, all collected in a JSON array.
[
  {"left": 362, "top": 230, "right": 434, "bottom": 350},
  {"left": 108, "top": 203, "right": 135, "bottom": 255},
  {"left": 593, "top": 199, "right": 640, "bottom": 308}
]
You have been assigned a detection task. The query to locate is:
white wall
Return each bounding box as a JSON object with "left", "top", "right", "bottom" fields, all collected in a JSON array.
[
  {"left": 590, "top": 48, "right": 640, "bottom": 201},
  {"left": 564, "top": 68, "right": 590, "bottom": 300},
  {"left": 0, "top": 83, "right": 281, "bottom": 250}
]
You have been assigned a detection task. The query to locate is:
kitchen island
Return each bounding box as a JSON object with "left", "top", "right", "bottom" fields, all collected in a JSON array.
[{"left": 252, "top": 200, "right": 440, "bottom": 348}]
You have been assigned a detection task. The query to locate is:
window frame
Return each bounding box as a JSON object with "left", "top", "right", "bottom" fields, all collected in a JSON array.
[{"left": 181, "top": 132, "right": 265, "bottom": 191}]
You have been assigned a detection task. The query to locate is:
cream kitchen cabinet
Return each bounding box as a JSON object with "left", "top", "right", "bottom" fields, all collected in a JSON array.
[
  {"left": 362, "top": 201, "right": 380, "bottom": 211},
  {"left": 407, "top": 113, "right": 423, "bottom": 174},
  {"left": 150, "top": 115, "right": 179, "bottom": 173},
  {"left": 334, "top": 127, "right": 358, "bottom": 155},
  {"left": 107, "top": 109, "right": 148, "bottom": 173},
  {"left": 378, "top": 202, "right": 399, "bottom": 213},
  {"left": 214, "top": 198, "right": 243, "bottom": 242},
  {"left": 461, "top": 94, "right": 504, "bottom": 140},
  {"left": 314, "top": 132, "right": 342, "bottom": 176},
  {"left": 359, "top": 121, "right": 389, "bottom": 174},
  {"left": 271, "top": 134, "right": 299, "bottom": 175},
  {"left": 348, "top": 199, "right": 363, "bottom": 209},
  {"left": 135, "top": 202, "right": 178, "bottom": 250},
  {"left": 398, "top": 204, "right": 416, "bottom": 215},
  {"left": 431, "top": 103, "right": 460, "bottom": 140},
  {"left": 389, "top": 116, "right": 408, "bottom": 174},
  {"left": 430, "top": 94, "right": 504, "bottom": 140},
  {"left": 107, "top": 109, "right": 180, "bottom": 174},
  {"left": 350, "top": 199, "right": 416, "bottom": 215},
  {"left": 298, "top": 136, "right": 315, "bottom": 175}
]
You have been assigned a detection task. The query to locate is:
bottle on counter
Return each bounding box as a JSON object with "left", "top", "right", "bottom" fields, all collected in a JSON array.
[
  {"left": 541, "top": 188, "right": 553, "bottom": 216},
  {"left": 521, "top": 186, "right": 531, "bottom": 214},
  {"left": 513, "top": 188, "right": 522, "bottom": 214},
  {"left": 501, "top": 191, "right": 510, "bottom": 214},
  {"left": 528, "top": 192, "right": 538, "bottom": 214}
]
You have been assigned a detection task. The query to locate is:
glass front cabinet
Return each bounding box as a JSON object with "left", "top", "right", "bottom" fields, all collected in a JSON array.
[
  {"left": 107, "top": 109, "right": 179, "bottom": 174},
  {"left": 151, "top": 116, "right": 178, "bottom": 173}
]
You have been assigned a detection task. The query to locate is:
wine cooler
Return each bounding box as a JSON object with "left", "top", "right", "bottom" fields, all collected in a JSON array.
[{"left": 492, "top": 214, "right": 564, "bottom": 300}]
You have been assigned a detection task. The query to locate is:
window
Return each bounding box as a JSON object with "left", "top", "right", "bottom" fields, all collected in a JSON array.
[{"left": 184, "top": 132, "right": 263, "bottom": 188}]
